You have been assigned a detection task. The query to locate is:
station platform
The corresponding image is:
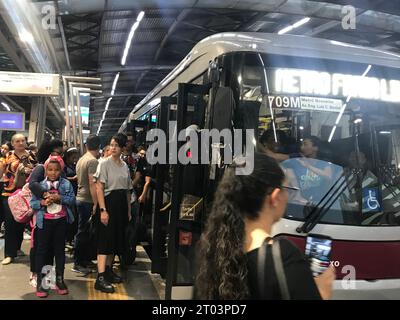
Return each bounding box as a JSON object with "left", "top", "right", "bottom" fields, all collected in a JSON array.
[{"left": 0, "top": 237, "right": 165, "bottom": 300}]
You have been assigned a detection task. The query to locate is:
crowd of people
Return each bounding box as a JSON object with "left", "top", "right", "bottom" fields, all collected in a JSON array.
[
  {"left": 0, "top": 128, "right": 338, "bottom": 300},
  {"left": 0, "top": 132, "right": 151, "bottom": 297}
]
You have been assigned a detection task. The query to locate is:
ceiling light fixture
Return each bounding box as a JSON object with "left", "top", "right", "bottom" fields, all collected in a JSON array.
[
  {"left": 97, "top": 98, "right": 112, "bottom": 135},
  {"left": 278, "top": 17, "right": 310, "bottom": 35},
  {"left": 1, "top": 102, "right": 11, "bottom": 111},
  {"left": 121, "top": 11, "right": 145, "bottom": 66},
  {"left": 110, "top": 73, "right": 120, "bottom": 96}
]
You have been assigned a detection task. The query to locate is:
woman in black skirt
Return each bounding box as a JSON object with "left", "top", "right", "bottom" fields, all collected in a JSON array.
[{"left": 94, "top": 133, "right": 132, "bottom": 293}]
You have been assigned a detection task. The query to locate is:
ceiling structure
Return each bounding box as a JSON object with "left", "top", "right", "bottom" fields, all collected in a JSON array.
[{"left": 1, "top": 0, "right": 400, "bottom": 137}]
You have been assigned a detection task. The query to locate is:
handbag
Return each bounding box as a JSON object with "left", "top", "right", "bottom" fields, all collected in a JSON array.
[
  {"left": 75, "top": 214, "right": 98, "bottom": 261},
  {"left": 257, "top": 237, "right": 290, "bottom": 300}
]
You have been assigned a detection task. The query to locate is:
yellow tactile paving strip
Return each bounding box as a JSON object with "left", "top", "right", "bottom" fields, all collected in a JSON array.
[{"left": 86, "top": 272, "right": 129, "bottom": 300}]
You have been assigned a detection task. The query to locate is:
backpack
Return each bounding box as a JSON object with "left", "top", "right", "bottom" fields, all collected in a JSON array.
[{"left": 8, "top": 183, "right": 33, "bottom": 223}]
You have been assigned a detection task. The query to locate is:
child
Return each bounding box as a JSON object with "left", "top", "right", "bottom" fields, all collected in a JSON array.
[{"left": 30, "top": 156, "right": 75, "bottom": 298}]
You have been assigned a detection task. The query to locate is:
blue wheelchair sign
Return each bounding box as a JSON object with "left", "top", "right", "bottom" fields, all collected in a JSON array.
[{"left": 362, "top": 187, "right": 382, "bottom": 213}]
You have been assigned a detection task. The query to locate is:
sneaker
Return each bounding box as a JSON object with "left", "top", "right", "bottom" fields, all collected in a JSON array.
[
  {"left": 71, "top": 264, "right": 90, "bottom": 275},
  {"left": 29, "top": 273, "right": 37, "bottom": 288},
  {"left": 36, "top": 274, "right": 49, "bottom": 298},
  {"left": 55, "top": 276, "right": 68, "bottom": 295},
  {"left": 83, "top": 261, "right": 97, "bottom": 271},
  {"left": 17, "top": 250, "right": 25, "bottom": 257},
  {"left": 1, "top": 257, "right": 13, "bottom": 265}
]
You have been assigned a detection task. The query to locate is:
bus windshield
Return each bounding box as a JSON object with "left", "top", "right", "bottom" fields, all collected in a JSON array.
[{"left": 230, "top": 52, "right": 400, "bottom": 226}]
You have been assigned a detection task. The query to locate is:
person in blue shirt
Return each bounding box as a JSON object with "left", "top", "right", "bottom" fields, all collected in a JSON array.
[{"left": 282, "top": 136, "right": 334, "bottom": 205}]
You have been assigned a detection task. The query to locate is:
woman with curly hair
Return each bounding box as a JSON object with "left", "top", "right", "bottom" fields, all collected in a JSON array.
[{"left": 195, "top": 153, "right": 335, "bottom": 300}]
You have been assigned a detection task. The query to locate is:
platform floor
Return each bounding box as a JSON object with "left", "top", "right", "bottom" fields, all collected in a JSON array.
[{"left": 0, "top": 237, "right": 165, "bottom": 300}]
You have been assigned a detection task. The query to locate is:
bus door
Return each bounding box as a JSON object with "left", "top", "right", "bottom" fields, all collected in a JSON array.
[
  {"left": 166, "top": 83, "right": 209, "bottom": 299},
  {"left": 151, "top": 96, "right": 177, "bottom": 277}
]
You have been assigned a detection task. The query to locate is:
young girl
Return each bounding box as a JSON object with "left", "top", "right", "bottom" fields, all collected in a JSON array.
[{"left": 30, "top": 156, "right": 76, "bottom": 298}]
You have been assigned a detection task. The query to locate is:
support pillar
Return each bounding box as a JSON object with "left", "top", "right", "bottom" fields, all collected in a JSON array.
[
  {"left": 28, "top": 97, "right": 46, "bottom": 145},
  {"left": 76, "top": 92, "right": 84, "bottom": 155},
  {"left": 69, "top": 83, "right": 77, "bottom": 147}
]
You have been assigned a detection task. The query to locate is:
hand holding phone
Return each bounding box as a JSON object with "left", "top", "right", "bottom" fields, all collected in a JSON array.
[{"left": 305, "top": 234, "right": 332, "bottom": 277}]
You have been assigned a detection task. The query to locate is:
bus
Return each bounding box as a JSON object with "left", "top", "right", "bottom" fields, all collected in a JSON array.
[{"left": 120, "top": 32, "right": 400, "bottom": 299}]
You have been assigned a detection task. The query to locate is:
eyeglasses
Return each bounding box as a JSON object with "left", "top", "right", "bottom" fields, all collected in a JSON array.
[{"left": 280, "top": 185, "right": 299, "bottom": 192}]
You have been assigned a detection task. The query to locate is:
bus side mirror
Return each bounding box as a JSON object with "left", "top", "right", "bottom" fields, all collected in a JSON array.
[{"left": 212, "top": 86, "right": 235, "bottom": 131}]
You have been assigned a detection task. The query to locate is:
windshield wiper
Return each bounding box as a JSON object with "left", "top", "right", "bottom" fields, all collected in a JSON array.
[{"left": 296, "top": 169, "right": 359, "bottom": 233}]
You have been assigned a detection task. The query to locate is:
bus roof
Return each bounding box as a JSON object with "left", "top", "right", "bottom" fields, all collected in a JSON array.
[{"left": 122, "top": 32, "right": 400, "bottom": 129}]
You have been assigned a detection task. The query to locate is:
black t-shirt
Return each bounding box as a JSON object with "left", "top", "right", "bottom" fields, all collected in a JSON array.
[
  {"left": 135, "top": 158, "right": 151, "bottom": 196},
  {"left": 246, "top": 238, "right": 321, "bottom": 300}
]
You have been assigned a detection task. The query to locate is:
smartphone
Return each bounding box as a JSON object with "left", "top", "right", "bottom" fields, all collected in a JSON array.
[{"left": 304, "top": 234, "right": 332, "bottom": 277}]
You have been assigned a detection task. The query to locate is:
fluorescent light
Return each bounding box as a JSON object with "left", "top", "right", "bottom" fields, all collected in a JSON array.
[
  {"left": 105, "top": 97, "right": 112, "bottom": 111},
  {"left": 98, "top": 97, "right": 113, "bottom": 134},
  {"left": 379, "top": 131, "right": 391, "bottom": 135},
  {"left": 110, "top": 73, "right": 120, "bottom": 96},
  {"left": 353, "top": 118, "right": 362, "bottom": 124},
  {"left": 137, "top": 11, "right": 145, "bottom": 22},
  {"left": 299, "top": 126, "right": 304, "bottom": 130},
  {"left": 121, "top": 11, "right": 145, "bottom": 65},
  {"left": 97, "top": 119, "right": 104, "bottom": 135},
  {"left": 362, "top": 65, "right": 372, "bottom": 77},
  {"left": 292, "top": 17, "right": 311, "bottom": 28},
  {"left": 1, "top": 102, "right": 11, "bottom": 111},
  {"left": 278, "top": 17, "right": 310, "bottom": 35}
]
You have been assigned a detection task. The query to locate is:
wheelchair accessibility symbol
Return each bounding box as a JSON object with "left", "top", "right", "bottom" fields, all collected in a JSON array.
[
  {"left": 367, "top": 190, "right": 379, "bottom": 210},
  {"left": 362, "top": 187, "right": 381, "bottom": 213}
]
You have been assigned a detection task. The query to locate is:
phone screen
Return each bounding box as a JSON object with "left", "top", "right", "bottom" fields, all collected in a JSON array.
[{"left": 305, "top": 235, "right": 332, "bottom": 276}]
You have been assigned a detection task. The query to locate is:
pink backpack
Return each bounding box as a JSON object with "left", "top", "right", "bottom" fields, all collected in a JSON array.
[{"left": 8, "top": 183, "right": 33, "bottom": 224}]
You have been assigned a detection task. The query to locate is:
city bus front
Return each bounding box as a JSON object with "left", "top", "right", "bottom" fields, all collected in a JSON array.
[{"left": 227, "top": 51, "right": 400, "bottom": 299}]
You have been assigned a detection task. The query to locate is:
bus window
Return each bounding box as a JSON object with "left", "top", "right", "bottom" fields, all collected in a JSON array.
[{"left": 241, "top": 58, "right": 400, "bottom": 227}]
